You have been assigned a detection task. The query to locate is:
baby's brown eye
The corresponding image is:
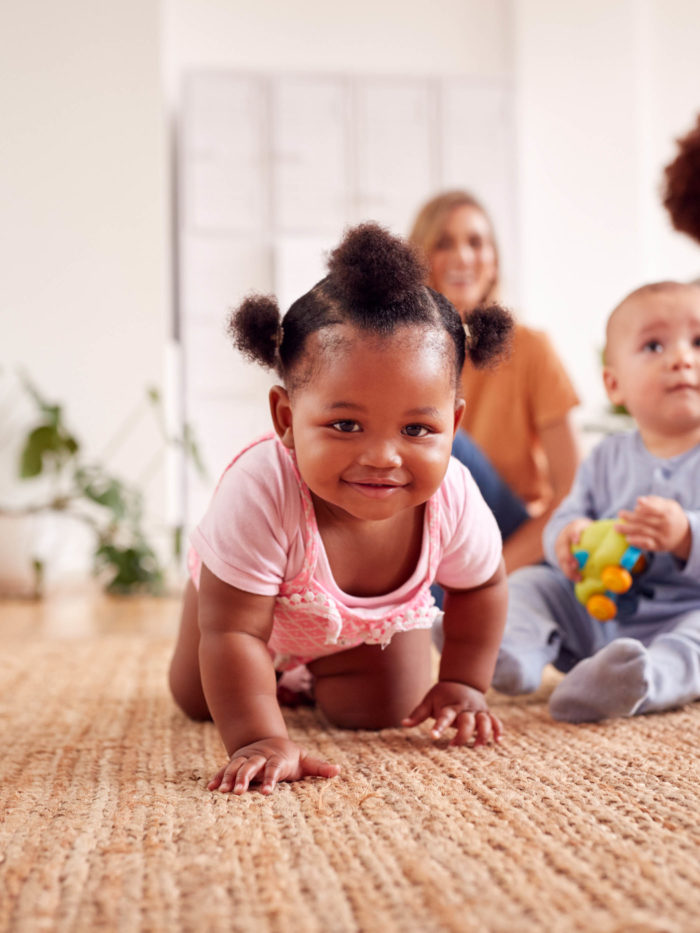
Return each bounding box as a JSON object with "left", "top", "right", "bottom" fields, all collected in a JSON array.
[
  {"left": 331, "top": 420, "right": 360, "bottom": 433},
  {"left": 403, "top": 424, "right": 430, "bottom": 437}
]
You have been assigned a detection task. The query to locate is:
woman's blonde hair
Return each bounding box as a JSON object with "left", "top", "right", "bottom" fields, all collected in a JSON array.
[{"left": 408, "top": 190, "right": 500, "bottom": 305}]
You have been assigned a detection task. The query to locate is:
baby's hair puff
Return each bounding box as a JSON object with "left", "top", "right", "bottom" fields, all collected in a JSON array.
[
  {"left": 228, "top": 222, "right": 513, "bottom": 388},
  {"left": 466, "top": 304, "right": 513, "bottom": 368},
  {"left": 227, "top": 293, "right": 282, "bottom": 371},
  {"left": 327, "top": 222, "right": 425, "bottom": 320}
]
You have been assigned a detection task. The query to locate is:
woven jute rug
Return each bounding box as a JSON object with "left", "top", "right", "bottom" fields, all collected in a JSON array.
[{"left": 1, "top": 635, "right": 699, "bottom": 933}]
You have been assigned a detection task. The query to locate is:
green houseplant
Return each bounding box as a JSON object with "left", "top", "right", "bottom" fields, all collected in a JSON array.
[{"left": 0, "top": 374, "right": 206, "bottom": 596}]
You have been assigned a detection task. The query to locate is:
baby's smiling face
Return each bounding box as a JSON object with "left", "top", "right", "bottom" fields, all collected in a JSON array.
[
  {"left": 603, "top": 284, "right": 700, "bottom": 453},
  {"left": 270, "top": 322, "right": 464, "bottom": 525}
]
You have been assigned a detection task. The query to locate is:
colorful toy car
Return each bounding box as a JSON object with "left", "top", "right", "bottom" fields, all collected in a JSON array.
[{"left": 571, "top": 519, "right": 647, "bottom": 621}]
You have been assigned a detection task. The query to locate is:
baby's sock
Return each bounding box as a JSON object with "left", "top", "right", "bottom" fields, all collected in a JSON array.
[
  {"left": 492, "top": 645, "right": 553, "bottom": 695},
  {"left": 636, "top": 632, "right": 700, "bottom": 714},
  {"left": 549, "top": 638, "right": 650, "bottom": 723}
]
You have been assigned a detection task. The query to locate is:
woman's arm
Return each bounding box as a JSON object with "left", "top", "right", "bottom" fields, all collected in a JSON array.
[{"left": 502, "top": 414, "right": 579, "bottom": 573}]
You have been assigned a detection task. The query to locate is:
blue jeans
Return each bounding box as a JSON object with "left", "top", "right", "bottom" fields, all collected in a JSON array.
[
  {"left": 432, "top": 430, "right": 529, "bottom": 608},
  {"left": 451, "top": 430, "right": 529, "bottom": 540}
]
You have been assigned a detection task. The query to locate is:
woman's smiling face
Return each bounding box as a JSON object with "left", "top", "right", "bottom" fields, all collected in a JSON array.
[{"left": 427, "top": 204, "right": 498, "bottom": 316}]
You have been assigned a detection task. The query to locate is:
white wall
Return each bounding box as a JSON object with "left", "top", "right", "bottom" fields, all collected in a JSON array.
[
  {"left": 0, "top": 0, "right": 166, "bottom": 585},
  {"left": 514, "top": 0, "right": 700, "bottom": 419},
  {"left": 161, "top": 0, "right": 513, "bottom": 93}
]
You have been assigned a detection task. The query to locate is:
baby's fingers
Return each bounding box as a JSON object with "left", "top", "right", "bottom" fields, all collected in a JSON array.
[
  {"left": 299, "top": 754, "right": 341, "bottom": 781},
  {"left": 207, "top": 767, "right": 227, "bottom": 792},
  {"left": 450, "top": 711, "right": 502, "bottom": 747},
  {"left": 260, "top": 756, "right": 286, "bottom": 795},
  {"left": 450, "top": 711, "right": 476, "bottom": 746},
  {"left": 212, "top": 754, "right": 266, "bottom": 794},
  {"left": 430, "top": 707, "right": 457, "bottom": 739},
  {"left": 472, "top": 711, "right": 503, "bottom": 746},
  {"left": 560, "top": 554, "right": 582, "bottom": 582},
  {"left": 402, "top": 698, "right": 432, "bottom": 728},
  {"left": 231, "top": 755, "right": 268, "bottom": 794}
]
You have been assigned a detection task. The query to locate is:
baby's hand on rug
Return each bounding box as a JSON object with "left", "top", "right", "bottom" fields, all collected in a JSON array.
[
  {"left": 402, "top": 681, "right": 503, "bottom": 747},
  {"left": 208, "top": 737, "right": 340, "bottom": 795},
  {"left": 555, "top": 518, "right": 593, "bottom": 580}
]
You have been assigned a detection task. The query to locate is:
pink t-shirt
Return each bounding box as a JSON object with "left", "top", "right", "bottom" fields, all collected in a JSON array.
[{"left": 190, "top": 435, "right": 501, "bottom": 667}]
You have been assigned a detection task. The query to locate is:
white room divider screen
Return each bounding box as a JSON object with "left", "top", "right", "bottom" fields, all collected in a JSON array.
[{"left": 177, "top": 71, "right": 516, "bottom": 529}]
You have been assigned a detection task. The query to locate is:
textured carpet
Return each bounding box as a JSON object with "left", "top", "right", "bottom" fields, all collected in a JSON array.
[{"left": 1, "top": 636, "right": 699, "bottom": 933}]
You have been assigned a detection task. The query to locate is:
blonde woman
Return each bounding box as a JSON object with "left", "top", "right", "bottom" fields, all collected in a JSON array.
[{"left": 410, "top": 191, "right": 580, "bottom": 571}]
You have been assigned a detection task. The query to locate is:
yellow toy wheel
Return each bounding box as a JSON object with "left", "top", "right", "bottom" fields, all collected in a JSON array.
[
  {"left": 586, "top": 594, "right": 617, "bottom": 621},
  {"left": 600, "top": 565, "right": 633, "bottom": 594}
]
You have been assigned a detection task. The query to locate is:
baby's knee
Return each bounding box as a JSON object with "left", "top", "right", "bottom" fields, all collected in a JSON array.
[
  {"left": 314, "top": 675, "right": 417, "bottom": 730},
  {"left": 168, "top": 664, "right": 211, "bottom": 722},
  {"left": 320, "top": 706, "right": 404, "bottom": 731}
]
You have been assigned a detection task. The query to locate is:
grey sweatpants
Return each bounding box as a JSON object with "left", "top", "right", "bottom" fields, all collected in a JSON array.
[{"left": 493, "top": 564, "right": 700, "bottom": 713}]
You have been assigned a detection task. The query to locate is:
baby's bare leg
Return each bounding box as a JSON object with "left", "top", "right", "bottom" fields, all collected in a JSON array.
[
  {"left": 168, "top": 580, "right": 210, "bottom": 721},
  {"left": 308, "top": 629, "right": 433, "bottom": 730}
]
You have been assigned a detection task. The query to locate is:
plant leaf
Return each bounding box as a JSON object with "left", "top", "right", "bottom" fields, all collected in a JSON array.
[
  {"left": 20, "top": 425, "right": 62, "bottom": 477},
  {"left": 95, "top": 541, "right": 164, "bottom": 593},
  {"left": 183, "top": 423, "right": 208, "bottom": 478}
]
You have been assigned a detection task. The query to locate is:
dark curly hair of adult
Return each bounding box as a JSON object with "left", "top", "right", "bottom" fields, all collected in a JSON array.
[
  {"left": 662, "top": 113, "right": 700, "bottom": 244},
  {"left": 227, "top": 222, "right": 513, "bottom": 389}
]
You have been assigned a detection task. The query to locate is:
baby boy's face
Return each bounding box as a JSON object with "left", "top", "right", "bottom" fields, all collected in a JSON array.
[{"left": 603, "top": 285, "right": 700, "bottom": 443}]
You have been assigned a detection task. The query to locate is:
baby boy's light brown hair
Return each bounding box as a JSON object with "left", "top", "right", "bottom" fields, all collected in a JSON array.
[{"left": 603, "top": 281, "right": 700, "bottom": 365}]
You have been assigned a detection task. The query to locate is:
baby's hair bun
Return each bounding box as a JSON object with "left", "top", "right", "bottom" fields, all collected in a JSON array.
[
  {"left": 467, "top": 305, "right": 514, "bottom": 368},
  {"left": 663, "top": 114, "right": 700, "bottom": 244},
  {"left": 227, "top": 293, "right": 281, "bottom": 370},
  {"left": 327, "top": 222, "right": 425, "bottom": 309}
]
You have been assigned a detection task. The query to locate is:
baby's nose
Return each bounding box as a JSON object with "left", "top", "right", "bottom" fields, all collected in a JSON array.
[
  {"left": 670, "top": 340, "right": 695, "bottom": 367},
  {"left": 358, "top": 438, "right": 402, "bottom": 468}
]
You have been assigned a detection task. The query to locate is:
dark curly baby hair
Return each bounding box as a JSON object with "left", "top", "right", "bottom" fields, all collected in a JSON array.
[{"left": 228, "top": 223, "right": 512, "bottom": 389}]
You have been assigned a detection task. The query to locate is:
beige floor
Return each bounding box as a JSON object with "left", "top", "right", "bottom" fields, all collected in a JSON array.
[
  {"left": 2, "top": 584, "right": 700, "bottom": 932},
  {"left": 1, "top": 582, "right": 182, "bottom": 642}
]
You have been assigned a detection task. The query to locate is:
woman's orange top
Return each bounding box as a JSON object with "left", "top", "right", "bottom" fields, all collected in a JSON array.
[{"left": 460, "top": 324, "right": 579, "bottom": 510}]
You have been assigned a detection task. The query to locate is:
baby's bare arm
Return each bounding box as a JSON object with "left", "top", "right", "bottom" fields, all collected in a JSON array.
[
  {"left": 198, "top": 567, "right": 285, "bottom": 749},
  {"left": 198, "top": 566, "right": 339, "bottom": 793},
  {"left": 403, "top": 561, "right": 507, "bottom": 746},
  {"left": 439, "top": 560, "right": 508, "bottom": 691}
]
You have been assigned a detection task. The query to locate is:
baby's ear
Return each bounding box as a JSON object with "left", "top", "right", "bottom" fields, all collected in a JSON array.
[
  {"left": 269, "top": 385, "right": 294, "bottom": 448},
  {"left": 602, "top": 366, "right": 624, "bottom": 407},
  {"left": 453, "top": 397, "right": 466, "bottom": 436}
]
